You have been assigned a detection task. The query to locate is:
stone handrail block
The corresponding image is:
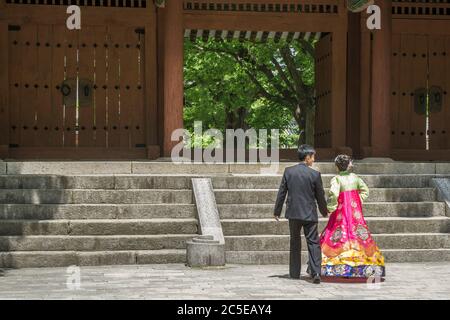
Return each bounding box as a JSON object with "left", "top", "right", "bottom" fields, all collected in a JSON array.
[
  {"left": 191, "top": 178, "right": 225, "bottom": 245},
  {"left": 432, "top": 178, "right": 450, "bottom": 216},
  {"left": 187, "top": 178, "right": 225, "bottom": 267}
]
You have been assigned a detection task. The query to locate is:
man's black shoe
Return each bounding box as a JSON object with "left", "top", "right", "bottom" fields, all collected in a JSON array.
[{"left": 312, "top": 274, "right": 321, "bottom": 284}]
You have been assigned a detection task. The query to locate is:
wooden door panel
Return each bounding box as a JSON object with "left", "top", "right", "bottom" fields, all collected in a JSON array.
[
  {"left": 20, "top": 24, "right": 38, "bottom": 147},
  {"left": 409, "top": 34, "right": 428, "bottom": 149},
  {"left": 391, "top": 34, "right": 401, "bottom": 148},
  {"left": 78, "top": 26, "right": 96, "bottom": 147},
  {"left": 107, "top": 25, "right": 124, "bottom": 148},
  {"left": 9, "top": 26, "right": 22, "bottom": 147},
  {"left": 35, "top": 25, "right": 53, "bottom": 147},
  {"left": 392, "top": 34, "right": 427, "bottom": 150},
  {"left": 50, "top": 25, "right": 66, "bottom": 147},
  {"left": 428, "top": 35, "right": 447, "bottom": 150},
  {"left": 93, "top": 26, "right": 108, "bottom": 148},
  {"left": 63, "top": 28, "right": 78, "bottom": 147}
]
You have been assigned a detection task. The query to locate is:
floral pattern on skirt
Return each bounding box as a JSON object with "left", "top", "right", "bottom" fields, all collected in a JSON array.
[{"left": 320, "top": 190, "right": 386, "bottom": 278}]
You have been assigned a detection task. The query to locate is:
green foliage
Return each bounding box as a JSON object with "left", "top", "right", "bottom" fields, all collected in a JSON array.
[{"left": 184, "top": 37, "right": 316, "bottom": 148}]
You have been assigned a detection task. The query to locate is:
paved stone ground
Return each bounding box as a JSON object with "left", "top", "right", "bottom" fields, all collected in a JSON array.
[{"left": 0, "top": 263, "right": 449, "bottom": 300}]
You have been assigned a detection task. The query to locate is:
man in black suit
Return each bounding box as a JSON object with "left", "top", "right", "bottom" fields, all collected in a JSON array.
[{"left": 274, "top": 145, "right": 328, "bottom": 284}]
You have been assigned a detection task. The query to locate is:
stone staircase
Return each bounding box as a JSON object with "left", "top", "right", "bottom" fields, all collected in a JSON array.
[
  {"left": 0, "top": 161, "right": 449, "bottom": 268},
  {"left": 215, "top": 163, "right": 450, "bottom": 264},
  {"left": 0, "top": 174, "right": 199, "bottom": 268}
]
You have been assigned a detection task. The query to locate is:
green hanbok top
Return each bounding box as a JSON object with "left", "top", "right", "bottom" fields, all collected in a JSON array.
[{"left": 326, "top": 171, "right": 370, "bottom": 213}]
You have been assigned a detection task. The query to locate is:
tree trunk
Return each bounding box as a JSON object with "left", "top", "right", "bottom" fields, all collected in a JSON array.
[
  {"left": 305, "top": 107, "right": 315, "bottom": 146},
  {"left": 297, "top": 116, "right": 306, "bottom": 147},
  {"left": 294, "top": 105, "right": 315, "bottom": 147}
]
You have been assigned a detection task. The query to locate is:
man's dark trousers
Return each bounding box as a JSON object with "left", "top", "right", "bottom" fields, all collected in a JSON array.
[{"left": 289, "top": 219, "right": 321, "bottom": 279}]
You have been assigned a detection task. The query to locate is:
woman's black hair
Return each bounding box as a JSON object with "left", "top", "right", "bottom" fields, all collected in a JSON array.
[
  {"left": 298, "top": 145, "right": 316, "bottom": 161},
  {"left": 335, "top": 155, "right": 352, "bottom": 172}
]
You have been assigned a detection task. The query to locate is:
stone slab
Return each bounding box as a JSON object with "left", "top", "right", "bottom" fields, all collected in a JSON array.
[
  {"left": 6, "top": 162, "right": 133, "bottom": 175},
  {"left": 436, "top": 163, "right": 450, "bottom": 175},
  {"left": 3, "top": 161, "right": 450, "bottom": 175},
  {"left": 132, "top": 162, "right": 229, "bottom": 174},
  {"left": 0, "top": 161, "right": 5, "bottom": 175}
]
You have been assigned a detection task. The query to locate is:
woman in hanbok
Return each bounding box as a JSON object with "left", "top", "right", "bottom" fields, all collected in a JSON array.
[{"left": 320, "top": 155, "right": 385, "bottom": 278}]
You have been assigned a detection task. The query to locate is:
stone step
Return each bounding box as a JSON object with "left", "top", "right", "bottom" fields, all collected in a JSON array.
[
  {"left": 1, "top": 174, "right": 446, "bottom": 190},
  {"left": 0, "top": 175, "right": 193, "bottom": 190},
  {"left": 4, "top": 161, "right": 450, "bottom": 175},
  {"left": 212, "top": 175, "right": 446, "bottom": 189},
  {"left": 215, "top": 188, "right": 436, "bottom": 204},
  {"left": 0, "top": 219, "right": 199, "bottom": 236},
  {"left": 221, "top": 217, "right": 450, "bottom": 235},
  {"left": 0, "top": 187, "right": 435, "bottom": 205},
  {"left": 0, "top": 249, "right": 186, "bottom": 268},
  {"left": 1, "top": 202, "right": 440, "bottom": 221},
  {"left": 218, "top": 202, "right": 445, "bottom": 218},
  {"left": 2, "top": 247, "right": 447, "bottom": 268},
  {"left": 0, "top": 235, "right": 195, "bottom": 251},
  {"left": 0, "top": 189, "right": 193, "bottom": 204},
  {"left": 225, "top": 249, "right": 450, "bottom": 264},
  {"left": 0, "top": 204, "right": 197, "bottom": 220},
  {"left": 225, "top": 234, "right": 450, "bottom": 251}
]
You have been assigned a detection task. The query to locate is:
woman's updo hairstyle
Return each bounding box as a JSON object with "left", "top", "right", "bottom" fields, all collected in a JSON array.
[{"left": 335, "top": 155, "right": 353, "bottom": 172}]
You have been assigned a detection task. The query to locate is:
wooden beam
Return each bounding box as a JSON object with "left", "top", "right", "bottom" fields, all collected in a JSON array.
[
  {"left": 0, "top": 5, "right": 153, "bottom": 26},
  {"left": 393, "top": 19, "right": 450, "bottom": 35},
  {"left": 184, "top": 12, "right": 343, "bottom": 33},
  {"left": 371, "top": 0, "right": 392, "bottom": 157},
  {"left": 0, "top": 21, "right": 9, "bottom": 158},
  {"left": 7, "top": 147, "right": 149, "bottom": 160},
  {"left": 184, "top": 0, "right": 341, "bottom": 5},
  {"left": 162, "top": 0, "right": 184, "bottom": 157}
]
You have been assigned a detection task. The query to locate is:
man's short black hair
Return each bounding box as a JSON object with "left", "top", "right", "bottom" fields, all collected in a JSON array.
[{"left": 298, "top": 144, "right": 316, "bottom": 161}]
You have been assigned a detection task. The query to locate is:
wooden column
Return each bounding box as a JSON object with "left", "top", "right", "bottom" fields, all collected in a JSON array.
[
  {"left": 370, "top": 0, "right": 392, "bottom": 157},
  {"left": 144, "top": 5, "right": 160, "bottom": 159},
  {"left": 157, "top": 8, "right": 165, "bottom": 157},
  {"left": 331, "top": 7, "right": 348, "bottom": 152},
  {"left": 347, "top": 11, "right": 362, "bottom": 158},
  {"left": 162, "top": 0, "right": 184, "bottom": 157},
  {"left": 0, "top": 20, "right": 9, "bottom": 158},
  {"left": 360, "top": 17, "right": 372, "bottom": 156}
]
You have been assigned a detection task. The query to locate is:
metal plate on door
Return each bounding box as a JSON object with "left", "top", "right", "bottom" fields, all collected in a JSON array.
[
  {"left": 60, "top": 79, "right": 77, "bottom": 108},
  {"left": 60, "top": 78, "right": 93, "bottom": 107},
  {"left": 414, "top": 88, "right": 427, "bottom": 115},
  {"left": 79, "top": 79, "right": 93, "bottom": 107},
  {"left": 429, "top": 86, "right": 443, "bottom": 113}
]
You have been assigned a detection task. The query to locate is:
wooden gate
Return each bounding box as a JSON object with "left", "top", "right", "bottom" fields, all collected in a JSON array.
[
  {"left": 391, "top": 33, "right": 450, "bottom": 151},
  {"left": 314, "top": 33, "right": 333, "bottom": 148},
  {"left": 0, "top": 2, "right": 158, "bottom": 159}
]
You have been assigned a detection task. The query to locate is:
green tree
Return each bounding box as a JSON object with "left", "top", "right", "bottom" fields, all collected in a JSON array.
[{"left": 184, "top": 37, "right": 316, "bottom": 147}]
